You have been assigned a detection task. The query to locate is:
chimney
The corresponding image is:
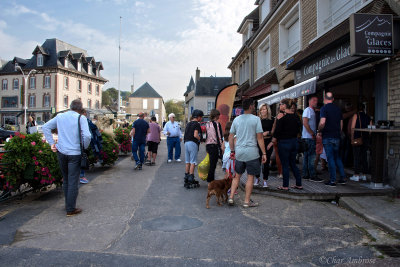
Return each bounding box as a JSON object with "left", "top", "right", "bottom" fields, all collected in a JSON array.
[{"left": 195, "top": 67, "right": 200, "bottom": 83}]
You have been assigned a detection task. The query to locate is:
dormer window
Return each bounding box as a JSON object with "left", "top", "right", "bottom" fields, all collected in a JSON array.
[
  {"left": 15, "top": 62, "right": 19, "bottom": 70},
  {"left": 77, "top": 61, "right": 82, "bottom": 72},
  {"left": 88, "top": 63, "right": 92, "bottom": 75},
  {"left": 37, "top": 54, "right": 43, "bottom": 67},
  {"left": 64, "top": 58, "right": 69, "bottom": 68}
]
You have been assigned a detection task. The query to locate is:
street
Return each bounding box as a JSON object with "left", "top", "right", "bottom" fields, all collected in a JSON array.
[{"left": 0, "top": 144, "right": 398, "bottom": 266}]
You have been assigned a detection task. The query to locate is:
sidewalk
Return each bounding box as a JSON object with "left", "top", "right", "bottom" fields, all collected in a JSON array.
[{"left": 339, "top": 195, "right": 400, "bottom": 238}]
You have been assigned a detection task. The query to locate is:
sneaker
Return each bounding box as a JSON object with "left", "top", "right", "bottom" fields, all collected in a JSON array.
[
  {"left": 349, "top": 175, "right": 359, "bottom": 182},
  {"left": 138, "top": 164, "right": 142, "bottom": 170},
  {"left": 324, "top": 181, "right": 337, "bottom": 187},
  {"left": 168, "top": 159, "right": 172, "bottom": 163},
  {"left": 253, "top": 178, "right": 259, "bottom": 186},
  {"left": 228, "top": 198, "right": 234, "bottom": 206},
  {"left": 243, "top": 199, "right": 259, "bottom": 208},
  {"left": 175, "top": 159, "right": 182, "bottom": 162},
  {"left": 360, "top": 175, "right": 367, "bottom": 181},
  {"left": 80, "top": 177, "right": 89, "bottom": 184},
  {"left": 134, "top": 164, "right": 141, "bottom": 170},
  {"left": 66, "top": 208, "right": 82, "bottom": 217},
  {"left": 262, "top": 181, "right": 269, "bottom": 188},
  {"left": 337, "top": 179, "right": 347, "bottom": 185},
  {"left": 303, "top": 176, "right": 311, "bottom": 181},
  {"left": 310, "top": 176, "right": 324, "bottom": 183}
]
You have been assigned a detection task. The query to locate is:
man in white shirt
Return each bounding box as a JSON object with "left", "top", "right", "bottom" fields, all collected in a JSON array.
[
  {"left": 163, "top": 113, "right": 182, "bottom": 163},
  {"left": 302, "top": 95, "right": 322, "bottom": 182},
  {"left": 43, "top": 99, "right": 91, "bottom": 217}
]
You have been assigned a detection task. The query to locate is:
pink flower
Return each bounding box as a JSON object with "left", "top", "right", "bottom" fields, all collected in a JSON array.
[
  {"left": 39, "top": 150, "right": 42, "bottom": 153},
  {"left": 32, "top": 156, "right": 37, "bottom": 160},
  {"left": 31, "top": 142, "right": 36, "bottom": 146},
  {"left": 34, "top": 161, "right": 39, "bottom": 165},
  {"left": 42, "top": 139, "right": 46, "bottom": 143},
  {"left": 113, "top": 150, "right": 116, "bottom": 153},
  {"left": 40, "top": 180, "right": 45, "bottom": 184},
  {"left": 34, "top": 177, "right": 38, "bottom": 180}
]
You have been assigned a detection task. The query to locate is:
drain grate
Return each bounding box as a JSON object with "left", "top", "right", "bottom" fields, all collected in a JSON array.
[{"left": 374, "top": 245, "right": 400, "bottom": 257}]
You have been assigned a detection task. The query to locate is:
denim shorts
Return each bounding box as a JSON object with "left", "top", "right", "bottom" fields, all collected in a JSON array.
[
  {"left": 235, "top": 158, "right": 260, "bottom": 176},
  {"left": 185, "top": 141, "right": 198, "bottom": 164}
]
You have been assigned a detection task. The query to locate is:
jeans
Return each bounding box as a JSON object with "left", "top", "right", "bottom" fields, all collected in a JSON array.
[
  {"left": 80, "top": 170, "right": 85, "bottom": 178},
  {"left": 206, "top": 144, "right": 219, "bottom": 182},
  {"left": 322, "top": 138, "right": 346, "bottom": 183},
  {"left": 278, "top": 138, "right": 301, "bottom": 187},
  {"left": 132, "top": 140, "right": 146, "bottom": 164},
  {"left": 302, "top": 138, "right": 316, "bottom": 178},
  {"left": 353, "top": 144, "right": 368, "bottom": 175},
  {"left": 57, "top": 152, "right": 81, "bottom": 212},
  {"left": 167, "top": 136, "right": 181, "bottom": 160}
]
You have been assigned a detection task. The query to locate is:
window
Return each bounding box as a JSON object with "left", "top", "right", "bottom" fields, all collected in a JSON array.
[
  {"left": 87, "top": 99, "right": 92, "bottom": 109},
  {"left": 260, "top": 0, "right": 270, "bottom": 22},
  {"left": 239, "top": 58, "right": 249, "bottom": 85},
  {"left": 29, "top": 94, "right": 36, "bottom": 107},
  {"left": 64, "top": 77, "right": 68, "bottom": 89},
  {"left": 77, "top": 80, "right": 82, "bottom": 92},
  {"left": 88, "top": 83, "right": 92, "bottom": 94},
  {"left": 13, "top": 79, "right": 19, "bottom": 90},
  {"left": 64, "top": 58, "right": 69, "bottom": 68},
  {"left": 37, "top": 54, "right": 43, "bottom": 67},
  {"left": 29, "top": 76, "right": 36, "bottom": 89},
  {"left": 154, "top": 99, "right": 159, "bottom": 109},
  {"left": 77, "top": 61, "right": 82, "bottom": 72},
  {"left": 43, "top": 94, "right": 50, "bottom": 107},
  {"left": 44, "top": 76, "right": 51, "bottom": 88},
  {"left": 317, "top": 0, "right": 371, "bottom": 37},
  {"left": 95, "top": 85, "right": 99, "bottom": 95},
  {"left": 1, "top": 96, "right": 18, "bottom": 108},
  {"left": 207, "top": 101, "right": 214, "bottom": 114},
  {"left": 2, "top": 79, "right": 8, "bottom": 90},
  {"left": 143, "top": 99, "right": 148, "bottom": 109},
  {"left": 95, "top": 100, "right": 100, "bottom": 109},
  {"left": 241, "top": 23, "right": 253, "bottom": 44},
  {"left": 64, "top": 96, "right": 68, "bottom": 108},
  {"left": 88, "top": 63, "right": 92, "bottom": 75},
  {"left": 279, "top": 2, "right": 300, "bottom": 63},
  {"left": 257, "top": 36, "right": 271, "bottom": 79}
]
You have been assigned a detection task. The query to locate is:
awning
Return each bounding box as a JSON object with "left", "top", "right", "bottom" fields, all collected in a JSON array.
[{"left": 257, "top": 77, "right": 317, "bottom": 107}]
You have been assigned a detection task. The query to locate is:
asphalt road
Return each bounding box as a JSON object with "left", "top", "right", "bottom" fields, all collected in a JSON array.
[{"left": 0, "top": 141, "right": 399, "bottom": 266}]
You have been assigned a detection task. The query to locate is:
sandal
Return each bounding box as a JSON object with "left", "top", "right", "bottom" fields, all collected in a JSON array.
[
  {"left": 277, "top": 186, "right": 289, "bottom": 191},
  {"left": 243, "top": 200, "right": 259, "bottom": 208},
  {"left": 228, "top": 198, "right": 234, "bottom": 206},
  {"left": 291, "top": 185, "right": 303, "bottom": 190}
]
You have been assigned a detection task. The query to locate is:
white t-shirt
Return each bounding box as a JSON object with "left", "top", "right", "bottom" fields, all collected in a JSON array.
[
  {"left": 230, "top": 114, "right": 263, "bottom": 162},
  {"left": 302, "top": 107, "right": 316, "bottom": 139}
]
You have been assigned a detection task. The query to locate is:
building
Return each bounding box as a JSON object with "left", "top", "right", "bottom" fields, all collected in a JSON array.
[
  {"left": 229, "top": 0, "right": 400, "bottom": 187},
  {"left": 126, "top": 82, "right": 166, "bottom": 125},
  {"left": 184, "top": 67, "right": 231, "bottom": 122},
  {"left": 0, "top": 38, "right": 107, "bottom": 127}
]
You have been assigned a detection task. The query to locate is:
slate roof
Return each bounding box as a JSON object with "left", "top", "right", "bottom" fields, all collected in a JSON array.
[
  {"left": 0, "top": 38, "right": 106, "bottom": 81},
  {"left": 184, "top": 76, "right": 195, "bottom": 96},
  {"left": 237, "top": 7, "right": 259, "bottom": 33},
  {"left": 195, "top": 76, "right": 232, "bottom": 97},
  {"left": 129, "top": 82, "right": 162, "bottom": 98}
]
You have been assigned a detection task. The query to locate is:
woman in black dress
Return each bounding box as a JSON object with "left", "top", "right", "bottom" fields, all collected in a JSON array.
[{"left": 254, "top": 103, "right": 274, "bottom": 188}]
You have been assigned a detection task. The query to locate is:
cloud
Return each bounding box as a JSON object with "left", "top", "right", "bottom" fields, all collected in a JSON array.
[{"left": 0, "top": 1, "right": 255, "bottom": 100}]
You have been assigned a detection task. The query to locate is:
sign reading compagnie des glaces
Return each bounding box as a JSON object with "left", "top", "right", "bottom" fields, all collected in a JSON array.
[{"left": 350, "top": 13, "right": 393, "bottom": 56}]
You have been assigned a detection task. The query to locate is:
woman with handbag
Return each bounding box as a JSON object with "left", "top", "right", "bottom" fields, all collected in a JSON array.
[
  {"left": 205, "top": 109, "right": 224, "bottom": 183},
  {"left": 349, "top": 103, "right": 372, "bottom": 182}
]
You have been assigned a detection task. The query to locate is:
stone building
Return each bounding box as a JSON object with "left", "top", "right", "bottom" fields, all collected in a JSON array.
[
  {"left": 0, "top": 38, "right": 107, "bottom": 127},
  {"left": 126, "top": 82, "right": 166, "bottom": 125},
  {"left": 230, "top": 0, "right": 400, "bottom": 187},
  {"left": 184, "top": 67, "right": 231, "bottom": 123}
]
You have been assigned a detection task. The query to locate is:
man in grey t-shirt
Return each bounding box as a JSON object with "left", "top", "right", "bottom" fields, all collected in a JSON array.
[{"left": 228, "top": 98, "right": 266, "bottom": 208}]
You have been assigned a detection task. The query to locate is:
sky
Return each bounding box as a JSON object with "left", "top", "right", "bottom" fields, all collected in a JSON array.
[{"left": 0, "top": 0, "right": 256, "bottom": 100}]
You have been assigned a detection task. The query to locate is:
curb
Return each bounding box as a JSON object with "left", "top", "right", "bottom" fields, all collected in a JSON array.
[{"left": 339, "top": 197, "right": 400, "bottom": 238}]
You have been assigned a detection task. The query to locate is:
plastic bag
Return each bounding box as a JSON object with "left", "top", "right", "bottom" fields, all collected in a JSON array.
[{"left": 198, "top": 153, "right": 210, "bottom": 181}]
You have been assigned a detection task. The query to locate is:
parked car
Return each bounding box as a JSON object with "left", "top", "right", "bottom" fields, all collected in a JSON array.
[{"left": 0, "top": 127, "right": 16, "bottom": 143}]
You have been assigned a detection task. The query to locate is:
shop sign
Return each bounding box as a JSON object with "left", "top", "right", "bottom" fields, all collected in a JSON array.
[
  {"left": 295, "top": 41, "right": 356, "bottom": 83},
  {"left": 350, "top": 13, "right": 393, "bottom": 56}
]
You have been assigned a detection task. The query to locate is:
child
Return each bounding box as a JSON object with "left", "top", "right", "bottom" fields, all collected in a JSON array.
[
  {"left": 183, "top": 109, "right": 204, "bottom": 189},
  {"left": 222, "top": 121, "right": 233, "bottom": 178}
]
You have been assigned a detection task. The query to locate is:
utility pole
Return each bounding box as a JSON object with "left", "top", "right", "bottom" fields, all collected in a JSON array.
[{"left": 118, "top": 16, "right": 122, "bottom": 113}]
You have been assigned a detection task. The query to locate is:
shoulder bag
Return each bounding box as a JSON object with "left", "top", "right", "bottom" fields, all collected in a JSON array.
[
  {"left": 78, "top": 115, "right": 90, "bottom": 170},
  {"left": 212, "top": 121, "right": 223, "bottom": 159},
  {"left": 351, "top": 113, "right": 363, "bottom": 146}
]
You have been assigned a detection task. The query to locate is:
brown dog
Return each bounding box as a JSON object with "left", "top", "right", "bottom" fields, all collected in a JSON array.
[{"left": 206, "top": 178, "right": 232, "bottom": 209}]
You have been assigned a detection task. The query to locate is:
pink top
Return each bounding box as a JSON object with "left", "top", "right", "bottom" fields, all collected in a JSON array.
[
  {"left": 205, "top": 121, "right": 223, "bottom": 145},
  {"left": 147, "top": 122, "right": 161, "bottom": 143}
]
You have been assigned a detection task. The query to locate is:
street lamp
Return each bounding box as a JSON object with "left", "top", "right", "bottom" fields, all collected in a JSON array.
[{"left": 15, "top": 66, "right": 36, "bottom": 129}]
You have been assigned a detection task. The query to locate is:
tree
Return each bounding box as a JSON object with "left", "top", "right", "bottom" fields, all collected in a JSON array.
[
  {"left": 102, "top": 90, "right": 112, "bottom": 107},
  {"left": 106, "top": 87, "right": 118, "bottom": 102},
  {"left": 121, "top": 91, "right": 130, "bottom": 101},
  {"left": 165, "top": 99, "right": 185, "bottom": 122}
]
